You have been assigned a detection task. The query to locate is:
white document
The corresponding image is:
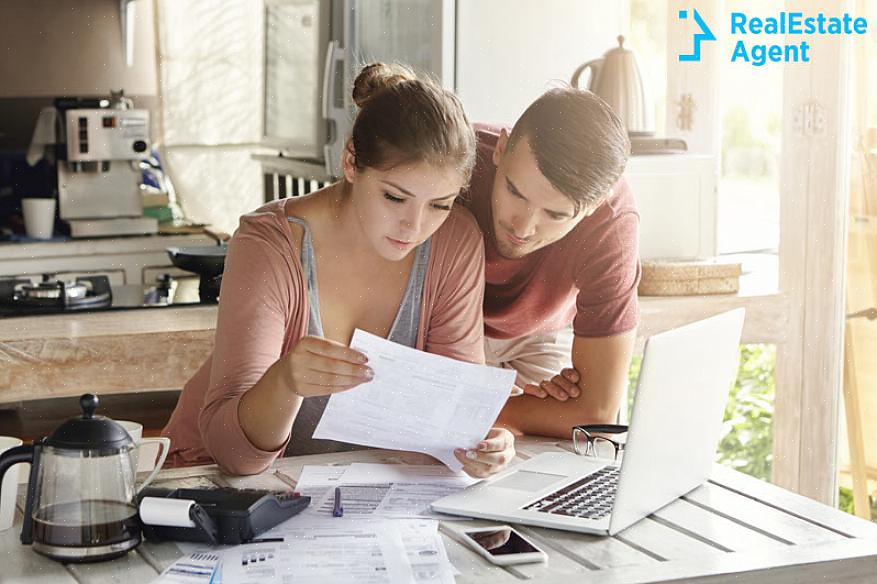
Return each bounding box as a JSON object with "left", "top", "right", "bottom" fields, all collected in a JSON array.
[
  {"left": 151, "top": 550, "right": 221, "bottom": 584},
  {"left": 223, "top": 517, "right": 416, "bottom": 584},
  {"left": 258, "top": 516, "right": 452, "bottom": 584},
  {"left": 340, "top": 463, "right": 477, "bottom": 487},
  {"left": 314, "top": 330, "right": 516, "bottom": 471},
  {"left": 291, "top": 465, "right": 347, "bottom": 515},
  {"left": 341, "top": 463, "right": 476, "bottom": 518},
  {"left": 374, "top": 483, "right": 465, "bottom": 519},
  {"left": 292, "top": 463, "right": 476, "bottom": 519},
  {"left": 397, "top": 520, "right": 456, "bottom": 584}
]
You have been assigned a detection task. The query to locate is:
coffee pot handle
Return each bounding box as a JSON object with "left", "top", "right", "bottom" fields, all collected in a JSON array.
[
  {"left": 0, "top": 445, "right": 33, "bottom": 495},
  {"left": 571, "top": 58, "right": 603, "bottom": 90},
  {"left": 135, "top": 437, "right": 171, "bottom": 493}
]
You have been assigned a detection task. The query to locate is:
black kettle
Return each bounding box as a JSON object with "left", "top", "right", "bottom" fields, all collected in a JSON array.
[{"left": 0, "top": 394, "right": 143, "bottom": 562}]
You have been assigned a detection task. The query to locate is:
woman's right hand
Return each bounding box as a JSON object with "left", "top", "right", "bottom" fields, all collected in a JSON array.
[{"left": 280, "top": 336, "right": 373, "bottom": 397}]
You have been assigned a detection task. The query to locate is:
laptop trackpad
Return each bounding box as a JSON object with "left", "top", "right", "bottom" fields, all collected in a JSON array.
[{"left": 492, "top": 470, "right": 568, "bottom": 492}]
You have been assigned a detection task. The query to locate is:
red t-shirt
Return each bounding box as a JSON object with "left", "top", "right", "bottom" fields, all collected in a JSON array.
[{"left": 464, "top": 124, "right": 641, "bottom": 340}]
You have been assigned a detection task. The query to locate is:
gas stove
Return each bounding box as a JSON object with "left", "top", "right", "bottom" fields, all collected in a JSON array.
[{"left": 0, "top": 273, "right": 208, "bottom": 317}]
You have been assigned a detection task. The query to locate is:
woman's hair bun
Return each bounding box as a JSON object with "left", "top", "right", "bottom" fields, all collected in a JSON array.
[{"left": 352, "top": 62, "right": 417, "bottom": 108}]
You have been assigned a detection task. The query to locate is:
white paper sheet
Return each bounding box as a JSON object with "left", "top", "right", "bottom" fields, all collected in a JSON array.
[
  {"left": 151, "top": 550, "right": 221, "bottom": 584},
  {"left": 286, "top": 464, "right": 474, "bottom": 519},
  {"left": 221, "top": 516, "right": 419, "bottom": 584},
  {"left": 313, "top": 330, "right": 516, "bottom": 470},
  {"left": 291, "top": 465, "right": 347, "bottom": 515},
  {"left": 397, "top": 520, "right": 456, "bottom": 584},
  {"left": 340, "top": 463, "right": 477, "bottom": 487}
]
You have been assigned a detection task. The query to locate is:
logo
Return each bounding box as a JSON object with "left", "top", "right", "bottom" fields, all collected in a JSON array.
[
  {"left": 676, "top": 9, "right": 869, "bottom": 66},
  {"left": 678, "top": 9, "right": 717, "bottom": 62}
]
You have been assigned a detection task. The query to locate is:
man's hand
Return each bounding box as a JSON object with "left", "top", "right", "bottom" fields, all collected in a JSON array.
[
  {"left": 454, "top": 427, "right": 516, "bottom": 479},
  {"left": 521, "top": 368, "right": 582, "bottom": 401}
]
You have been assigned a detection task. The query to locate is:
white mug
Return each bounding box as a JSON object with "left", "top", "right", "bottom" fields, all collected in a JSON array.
[
  {"left": 21, "top": 198, "right": 56, "bottom": 240},
  {"left": 116, "top": 420, "right": 170, "bottom": 491},
  {"left": 0, "top": 436, "right": 24, "bottom": 531}
]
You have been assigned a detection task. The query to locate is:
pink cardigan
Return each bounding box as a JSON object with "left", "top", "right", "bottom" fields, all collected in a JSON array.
[{"left": 162, "top": 198, "right": 486, "bottom": 475}]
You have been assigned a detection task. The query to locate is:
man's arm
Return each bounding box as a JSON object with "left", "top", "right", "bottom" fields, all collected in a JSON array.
[{"left": 497, "top": 330, "right": 636, "bottom": 438}]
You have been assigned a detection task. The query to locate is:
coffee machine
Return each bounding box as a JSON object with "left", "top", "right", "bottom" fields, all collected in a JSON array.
[{"left": 54, "top": 96, "right": 158, "bottom": 238}]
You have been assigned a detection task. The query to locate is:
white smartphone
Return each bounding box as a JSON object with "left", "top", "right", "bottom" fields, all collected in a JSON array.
[{"left": 459, "top": 526, "right": 548, "bottom": 566}]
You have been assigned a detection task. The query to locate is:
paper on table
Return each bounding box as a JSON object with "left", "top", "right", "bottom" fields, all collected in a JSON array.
[
  {"left": 397, "top": 520, "right": 457, "bottom": 584},
  {"left": 289, "top": 465, "right": 346, "bottom": 515},
  {"left": 314, "top": 329, "right": 516, "bottom": 471},
  {"left": 341, "top": 463, "right": 477, "bottom": 487},
  {"left": 340, "top": 463, "right": 477, "bottom": 519},
  {"left": 222, "top": 517, "right": 416, "bottom": 584},
  {"left": 257, "top": 516, "right": 452, "bottom": 584},
  {"left": 269, "top": 464, "right": 472, "bottom": 520},
  {"left": 151, "top": 550, "right": 221, "bottom": 584}
]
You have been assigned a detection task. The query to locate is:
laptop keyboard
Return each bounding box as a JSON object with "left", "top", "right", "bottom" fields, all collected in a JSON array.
[{"left": 522, "top": 466, "right": 619, "bottom": 520}]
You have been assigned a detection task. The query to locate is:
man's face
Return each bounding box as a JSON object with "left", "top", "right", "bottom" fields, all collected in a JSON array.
[{"left": 490, "top": 131, "right": 594, "bottom": 259}]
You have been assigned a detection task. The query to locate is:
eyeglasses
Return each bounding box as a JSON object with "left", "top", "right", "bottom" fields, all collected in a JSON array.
[{"left": 572, "top": 424, "right": 628, "bottom": 460}]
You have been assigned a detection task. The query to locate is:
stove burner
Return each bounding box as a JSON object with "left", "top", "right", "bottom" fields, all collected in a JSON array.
[
  {"left": 19, "top": 277, "right": 89, "bottom": 300},
  {"left": 0, "top": 275, "right": 113, "bottom": 312}
]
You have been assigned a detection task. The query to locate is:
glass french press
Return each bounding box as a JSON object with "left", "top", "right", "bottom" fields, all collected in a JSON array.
[{"left": 0, "top": 394, "right": 168, "bottom": 562}]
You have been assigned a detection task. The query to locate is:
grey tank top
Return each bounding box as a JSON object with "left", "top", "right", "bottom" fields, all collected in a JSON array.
[{"left": 285, "top": 215, "right": 430, "bottom": 456}]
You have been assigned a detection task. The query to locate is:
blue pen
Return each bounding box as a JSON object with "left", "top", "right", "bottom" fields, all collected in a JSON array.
[{"left": 332, "top": 486, "right": 344, "bottom": 517}]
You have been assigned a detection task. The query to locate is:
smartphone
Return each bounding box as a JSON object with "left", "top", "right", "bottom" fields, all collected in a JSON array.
[{"left": 460, "top": 526, "right": 548, "bottom": 566}]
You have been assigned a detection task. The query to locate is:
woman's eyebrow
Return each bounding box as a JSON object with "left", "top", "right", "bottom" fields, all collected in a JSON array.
[{"left": 382, "top": 180, "right": 459, "bottom": 201}]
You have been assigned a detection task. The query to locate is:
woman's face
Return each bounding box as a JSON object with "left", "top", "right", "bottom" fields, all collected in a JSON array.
[{"left": 344, "top": 153, "right": 464, "bottom": 261}]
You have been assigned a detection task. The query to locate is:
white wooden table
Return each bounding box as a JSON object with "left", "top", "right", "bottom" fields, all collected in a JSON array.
[{"left": 3, "top": 437, "right": 877, "bottom": 583}]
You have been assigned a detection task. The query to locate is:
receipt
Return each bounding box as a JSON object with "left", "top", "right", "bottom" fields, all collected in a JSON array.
[{"left": 313, "top": 330, "right": 516, "bottom": 470}]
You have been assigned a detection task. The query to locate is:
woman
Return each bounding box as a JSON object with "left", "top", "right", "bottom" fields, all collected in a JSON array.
[{"left": 162, "top": 63, "right": 515, "bottom": 478}]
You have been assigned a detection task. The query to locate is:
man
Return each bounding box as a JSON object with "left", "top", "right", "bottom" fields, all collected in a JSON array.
[{"left": 463, "top": 88, "right": 640, "bottom": 439}]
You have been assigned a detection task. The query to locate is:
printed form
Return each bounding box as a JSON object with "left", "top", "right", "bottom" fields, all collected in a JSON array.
[
  {"left": 290, "top": 463, "right": 476, "bottom": 519},
  {"left": 314, "top": 330, "right": 517, "bottom": 471}
]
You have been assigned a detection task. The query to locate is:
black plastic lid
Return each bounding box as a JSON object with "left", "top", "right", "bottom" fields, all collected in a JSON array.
[{"left": 45, "top": 394, "right": 134, "bottom": 451}]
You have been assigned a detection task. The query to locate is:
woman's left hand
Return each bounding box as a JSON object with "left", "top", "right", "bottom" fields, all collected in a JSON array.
[{"left": 455, "top": 427, "right": 516, "bottom": 479}]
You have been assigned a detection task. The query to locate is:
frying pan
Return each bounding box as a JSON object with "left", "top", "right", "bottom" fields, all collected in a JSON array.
[
  {"left": 166, "top": 244, "right": 227, "bottom": 279},
  {"left": 166, "top": 228, "right": 230, "bottom": 301}
]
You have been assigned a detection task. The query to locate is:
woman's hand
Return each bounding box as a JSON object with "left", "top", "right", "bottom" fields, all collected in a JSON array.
[
  {"left": 280, "top": 336, "right": 373, "bottom": 397},
  {"left": 455, "top": 427, "right": 516, "bottom": 479}
]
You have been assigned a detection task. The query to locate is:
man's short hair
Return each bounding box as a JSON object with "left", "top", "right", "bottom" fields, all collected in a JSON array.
[{"left": 508, "top": 88, "right": 630, "bottom": 212}]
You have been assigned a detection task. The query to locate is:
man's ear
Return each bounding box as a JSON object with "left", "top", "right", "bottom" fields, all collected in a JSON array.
[
  {"left": 493, "top": 129, "right": 510, "bottom": 167},
  {"left": 341, "top": 139, "right": 357, "bottom": 184}
]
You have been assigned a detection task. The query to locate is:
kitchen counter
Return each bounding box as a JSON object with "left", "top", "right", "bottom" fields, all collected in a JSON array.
[
  {"left": 0, "top": 305, "right": 217, "bottom": 403},
  {"left": 0, "top": 286, "right": 789, "bottom": 405}
]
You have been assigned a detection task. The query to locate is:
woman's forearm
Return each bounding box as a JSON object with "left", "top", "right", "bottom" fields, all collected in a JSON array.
[{"left": 237, "top": 359, "right": 303, "bottom": 451}]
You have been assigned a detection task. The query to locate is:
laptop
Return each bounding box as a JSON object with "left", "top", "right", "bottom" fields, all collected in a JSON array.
[{"left": 432, "top": 308, "right": 745, "bottom": 535}]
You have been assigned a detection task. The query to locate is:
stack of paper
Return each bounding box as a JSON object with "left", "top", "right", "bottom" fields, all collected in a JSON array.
[{"left": 157, "top": 464, "right": 467, "bottom": 584}]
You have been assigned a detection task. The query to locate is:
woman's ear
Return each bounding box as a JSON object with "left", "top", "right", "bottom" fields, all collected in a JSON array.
[{"left": 342, "top": 139, "right": 357, "bottom": 184}]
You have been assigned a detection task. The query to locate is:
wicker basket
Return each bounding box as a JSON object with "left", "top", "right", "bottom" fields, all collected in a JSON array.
[{"left": 639, "top": 259, "right": 742, "bottom": 296}]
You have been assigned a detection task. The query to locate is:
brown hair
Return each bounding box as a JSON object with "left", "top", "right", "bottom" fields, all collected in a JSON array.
[
  {"left": 508, "top": 88, "right": 630, "bottom": 212},
  {"left": 349, "top": 63, "right": 476, "bottom": 182}
]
